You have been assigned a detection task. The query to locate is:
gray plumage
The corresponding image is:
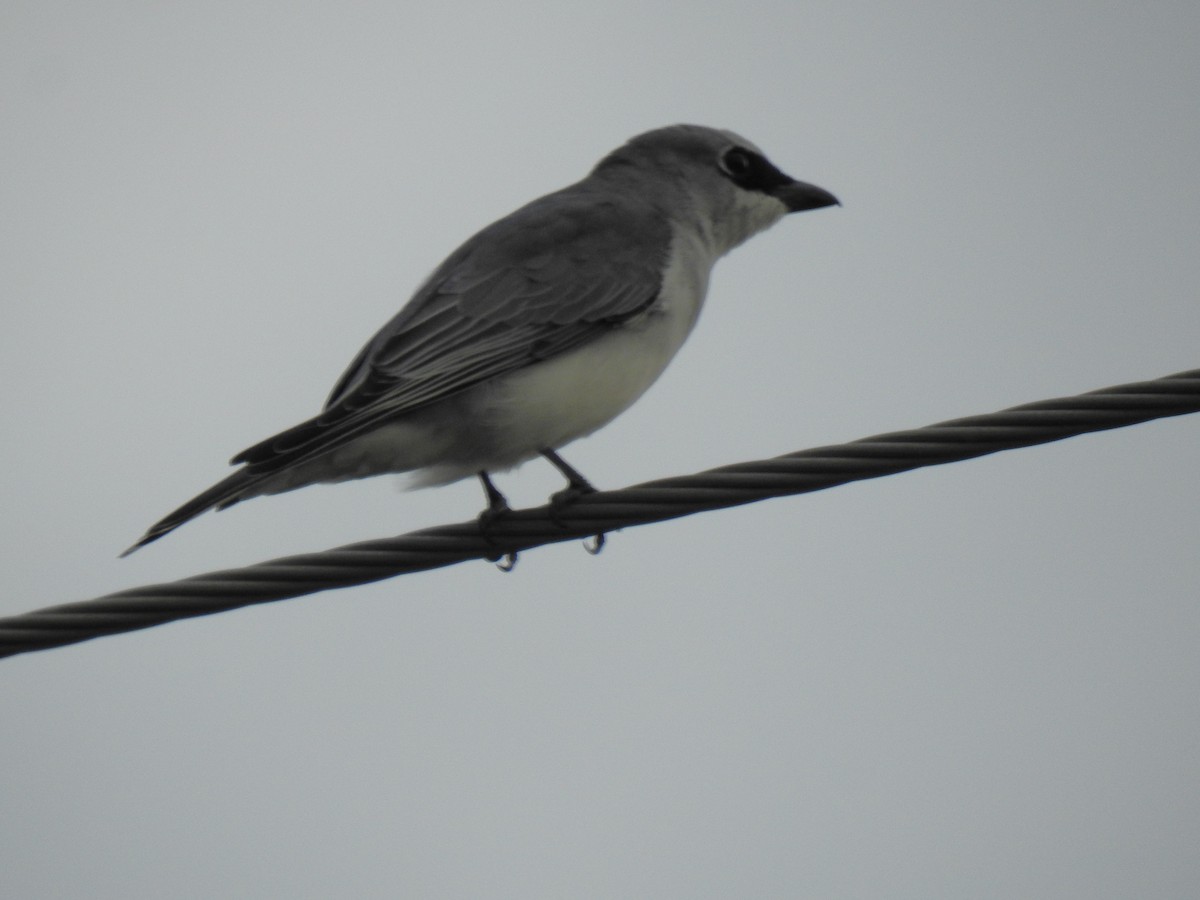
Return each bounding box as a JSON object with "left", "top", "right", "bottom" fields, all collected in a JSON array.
[{"left": 123, "top": 124, "right": 837, "bottom": 554}]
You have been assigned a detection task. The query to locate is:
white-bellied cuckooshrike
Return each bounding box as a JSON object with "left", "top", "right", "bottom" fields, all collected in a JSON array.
[{"left": 124, "top": 124, "right": 838, "bottom": 555}]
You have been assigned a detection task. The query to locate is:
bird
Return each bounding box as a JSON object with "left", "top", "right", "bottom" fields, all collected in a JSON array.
[{"left": 122, "top": 124, "right": 838, "bottom": 555}]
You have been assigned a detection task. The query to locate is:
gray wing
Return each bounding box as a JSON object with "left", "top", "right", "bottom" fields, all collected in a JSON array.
[{"left": 232, "top": 188, "right": 670, "bottom": 469}]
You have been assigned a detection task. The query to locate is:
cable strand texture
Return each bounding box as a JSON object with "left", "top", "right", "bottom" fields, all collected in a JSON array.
[{"left": 3, "top": 368, "right": 1198, "bottom": 659}]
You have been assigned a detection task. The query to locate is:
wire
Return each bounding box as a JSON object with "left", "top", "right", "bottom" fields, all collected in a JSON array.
[{"left": 3, "top": 367, "right": 1198, "bottom": 659}]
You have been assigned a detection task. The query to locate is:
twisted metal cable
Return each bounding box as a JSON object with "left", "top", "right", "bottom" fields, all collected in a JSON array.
[{"left": 3, "top": 367, "right": 1198, "bottom": 659}]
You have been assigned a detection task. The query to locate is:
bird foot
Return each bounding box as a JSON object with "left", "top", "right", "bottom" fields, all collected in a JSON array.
[
  {"left": 477, "top": 471, "right": 517, "bottom": 571},
  {"left": 549, "top": 483, "right": 594, "bottom": 512},
  {"left": 477, "top": 501, "right": 511, "bottom": 536},
  {"left": 478, "top": 508, "right": 519, "bottom": 572},
  {"left": 547, "top": 485, "right": 606, "bottom": 555},
  {"left": 548, "top": 483, "right": 596, "bottom": 528}
]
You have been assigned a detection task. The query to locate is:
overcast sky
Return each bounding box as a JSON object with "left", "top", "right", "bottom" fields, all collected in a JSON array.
[{"left": 3, "top": 2, "right": 1199, "bottom": 897}]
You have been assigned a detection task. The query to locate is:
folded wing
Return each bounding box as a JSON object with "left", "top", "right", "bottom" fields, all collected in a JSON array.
[{"left": 233, "top": 189, "right": 671, "bottom": 473}]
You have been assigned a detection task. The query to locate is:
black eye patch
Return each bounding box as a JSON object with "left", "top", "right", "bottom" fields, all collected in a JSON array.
[{"left": 717, "top": 146, "right": 793, "bottom": 193}]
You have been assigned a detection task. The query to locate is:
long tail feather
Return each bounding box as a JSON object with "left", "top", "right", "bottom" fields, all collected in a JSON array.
[{"left": 120, "top": 468, "right": 261, "bottom": 557}]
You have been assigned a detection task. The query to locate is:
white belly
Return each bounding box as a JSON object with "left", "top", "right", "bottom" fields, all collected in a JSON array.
[{"left": 484, "top": 308, "right": 690, "bottom": 450}]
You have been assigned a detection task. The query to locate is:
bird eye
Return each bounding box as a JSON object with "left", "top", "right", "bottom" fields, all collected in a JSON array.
[{"left": 719, "top": 148, "right": 755, "bottom": 178}]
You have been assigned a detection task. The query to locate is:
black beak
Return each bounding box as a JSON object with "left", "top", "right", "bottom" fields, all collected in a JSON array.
[{"left": 772, "top": 179, "right": 840, "bottom": 213}]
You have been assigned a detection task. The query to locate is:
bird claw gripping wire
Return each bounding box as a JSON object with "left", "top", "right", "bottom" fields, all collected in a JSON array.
[
  {"left": 538, "top": 449, "right": 608, "bottom": 556},
  {"left": 548, "top": 483, "right": 607, "bottom": 558},
  {"left": 476, "top": 472, "right": 519, "bottom": 571}
]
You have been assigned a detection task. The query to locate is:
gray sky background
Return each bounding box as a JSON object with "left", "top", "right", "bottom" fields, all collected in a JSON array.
[{"left": 3, "top": 2, "right": 1199, "bottom": 897}]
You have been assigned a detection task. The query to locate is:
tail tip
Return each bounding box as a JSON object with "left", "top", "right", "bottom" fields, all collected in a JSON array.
[
  {"left": 118, "top": 535, "right": 148, "bottom": 556},
  {"left": 119, "top": 530, "right": 163, "bottom": 558}
]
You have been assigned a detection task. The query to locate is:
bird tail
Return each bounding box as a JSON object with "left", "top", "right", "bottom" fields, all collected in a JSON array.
[{"left": 120, "top": 467, "right": 262, "bottom": 557}]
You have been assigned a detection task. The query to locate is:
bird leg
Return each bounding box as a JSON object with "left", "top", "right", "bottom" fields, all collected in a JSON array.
[
  {"left": 541, "top": 449, "right": 597, "bottom": 504},
  {"left": 540, "top": 449, "right": 606, "bottom": 554},
  {"left": 478, "top": 471, "right": 511, "bottom": 519}
]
